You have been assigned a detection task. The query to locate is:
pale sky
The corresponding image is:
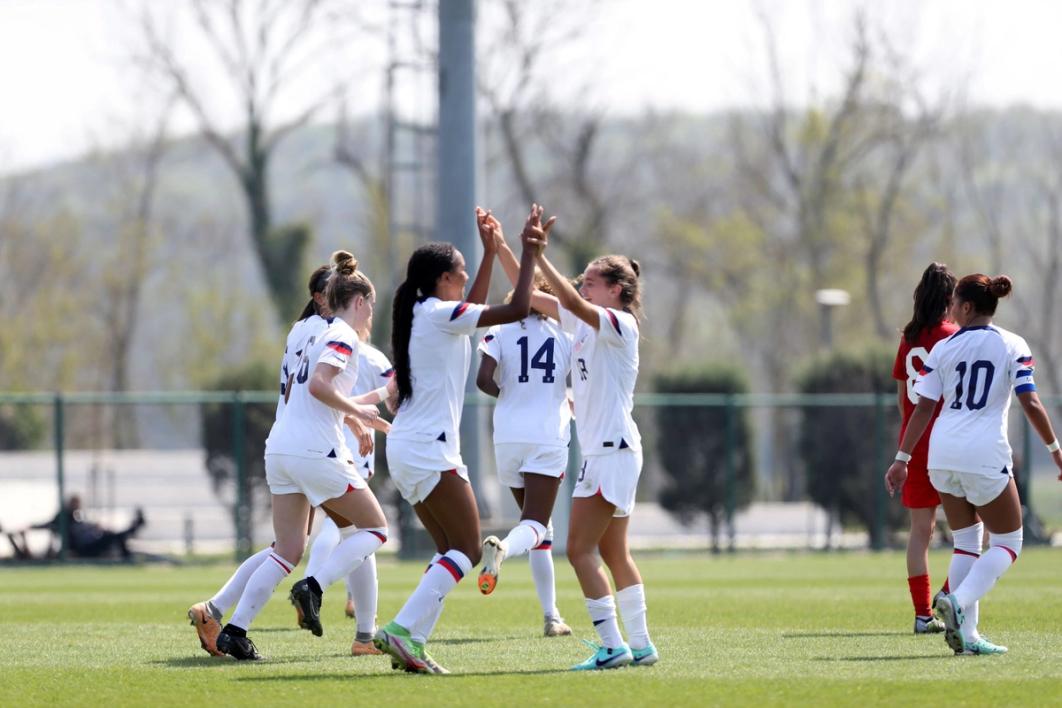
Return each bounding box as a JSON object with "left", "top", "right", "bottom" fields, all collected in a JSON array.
[{"left": 2, "top": 0, "right": 1062, "bottom": 174}]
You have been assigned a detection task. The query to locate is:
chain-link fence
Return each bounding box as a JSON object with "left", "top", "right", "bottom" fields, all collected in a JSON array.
[{"left": 0, "top": 391, "right": 1057, "bottom": 562}]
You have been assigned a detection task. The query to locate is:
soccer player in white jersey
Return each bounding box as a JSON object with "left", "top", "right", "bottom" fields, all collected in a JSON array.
[
  {"left": 474, "top": 273, "right": 574, "bottom": 638},
  {"left": 188, "top": 264, "right": 332, "bottom": 657},
  {"left": 886, "top": 273, "right": 1062, "bottom": 656},
  {"left": 372, "top": 209, "right": 545, "bottom": 674},
  {"left": 211, "top": 251, "right": 393, "bottom": 660},
  {"left": 295, "top": 324, "right": 394, "bottom": 656},
  {"left": 489, "top": 205, "right": 658, "bottom": 671}
]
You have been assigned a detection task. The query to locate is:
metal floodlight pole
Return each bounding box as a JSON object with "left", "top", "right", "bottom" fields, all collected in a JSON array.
[{"left": 437, "top": 0, "right": 486, "bottom": 510}]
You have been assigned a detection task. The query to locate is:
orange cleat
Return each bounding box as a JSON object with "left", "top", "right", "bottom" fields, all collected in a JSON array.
[
  {"left": 294, "top": 601, "right": 306, "bottom": 629},
  {"left": 352, "top": 639, "right": 383, "bottom": 656},
  {"left": 187, "top": 602, "right": 223, "bottom": 657}
]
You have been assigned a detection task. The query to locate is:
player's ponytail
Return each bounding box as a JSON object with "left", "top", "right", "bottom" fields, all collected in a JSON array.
[
  {"left": 590, "top": 254, "right": 643, "bottom": 322},
  {"left": 903, "top": 262, "right": 957, "bottom": 343},
  {"left": 296, "top": 265, "right": 331, "bottom": 321},
  {"left": 956, "top": 273, "right": 1012, "bottom": 316},
  {"left": 391, "top": 243, "right": 458, "bottom": 408}
]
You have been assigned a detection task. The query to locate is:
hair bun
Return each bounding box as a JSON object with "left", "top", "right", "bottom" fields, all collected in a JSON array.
[
  {"left": 989, "top": 275, "right": 1012, "bottom": 298},
  {"left": 330, "top": 249, "right": 358, "bottom": 275},
  {"left": 628, "top": 258, "right": 641, "bottom": 277}
]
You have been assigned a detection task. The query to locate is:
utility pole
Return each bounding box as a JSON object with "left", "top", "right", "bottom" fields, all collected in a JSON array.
[{"left": 437, "top": 0, "right": 487, "bottom": 511}]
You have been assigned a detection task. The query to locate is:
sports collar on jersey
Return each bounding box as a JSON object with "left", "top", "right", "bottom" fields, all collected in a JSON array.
[{"left": 948, "top": 324, "right": 998, "bottom": 341}]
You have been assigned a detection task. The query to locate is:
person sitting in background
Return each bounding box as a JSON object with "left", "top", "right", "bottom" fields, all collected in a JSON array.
[{"left": 32, "top": 495, "right": 146, "bottom": 560}]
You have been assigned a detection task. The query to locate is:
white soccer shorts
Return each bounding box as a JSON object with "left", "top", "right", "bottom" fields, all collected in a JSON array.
[
  {"left": 572, "top": 449, "right": 643, "bottom": 517},
  {"left": 494, "top": 442, "right": 569, "bottom": 489},
  {"left": 386, "top": 438, "right": 470, "bottom": 505},
  {"left": 929, "top": 468, "right": 1012, "bottom": 507},
  {"left": 265, "top": 453, "right": 367, "bottom": 506}
]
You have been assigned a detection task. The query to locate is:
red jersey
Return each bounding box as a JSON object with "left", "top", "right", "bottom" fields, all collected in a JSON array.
[
  {"left": 892, "top": 320, "right": 959, "bottom": 423},
  {"left": 891, "top": 319, "right": 958, "bottom": 508}
]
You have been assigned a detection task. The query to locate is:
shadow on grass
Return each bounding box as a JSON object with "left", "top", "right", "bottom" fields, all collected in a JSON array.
[
  {"left": 783, "top": 631, "right": 907, "bottom": 638},
  {"left": 234, "top": 667, "right": 569, "bottom": 682},
  {"left": 813, "top": 655, "right": 950, "bottom": 662},
  {"left": 152, "top": 656, "right": 313, "bottom": 668},
  {"left": 431, "top": 635, "right": 523, "bottom": 645}
]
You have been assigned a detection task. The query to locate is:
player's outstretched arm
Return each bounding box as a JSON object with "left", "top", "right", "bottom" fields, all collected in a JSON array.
[
  {"left": 1018, "top": 390, "right": 1062, "bottom": 480},
  {"left": 480, "top": 205, "right": 559, "bottom": 320},
  {"left": 465, "top": 208, "right": 500, "bottom": 305},
  {"left": 475, "top": 207, "right": 546, "bottom": 328}
]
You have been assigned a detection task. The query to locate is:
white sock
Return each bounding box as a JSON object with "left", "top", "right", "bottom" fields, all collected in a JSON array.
[
  {"left": 501, "top": 519, "right": 546, "bottom": 559},
  {"left": 949, "top": 523, "right": 983, "bottom": 641},
  {"left": 310, "top": 527, "right": 387, "bottom": 589},
  {"left": 954, "top": 529, "right": 1023, "bottom": 613},
  {"left": 347, "top": 553, "right": 378, "bottom": 636},
  {"left": 410, "top": 554, "right": 445, "bottom": 643},
  {"left": 585, "top": 595, "right": 624, "bottom": 649},
  {"left": 229, "top": 551, "right": 294, "bottom": 630},
  {"left": 395, "top": 550, "right": 472, "bottom": 636},
  {"left": 529, "top": 523, "right": 559, "bottom": 619},
  {"left": 616, "top": 583, "right": 651, "bottom": 650},
  {"left": 305, "top": 517, "right": 341, "bottom": 579},
  {"left": 209, "top": 546, "right": 273, "bottom": 615}
]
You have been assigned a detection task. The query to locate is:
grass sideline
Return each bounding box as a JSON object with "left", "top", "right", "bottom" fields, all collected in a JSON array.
[{"left": 1, "top": 550, "right": 1061, "bottom": 707}]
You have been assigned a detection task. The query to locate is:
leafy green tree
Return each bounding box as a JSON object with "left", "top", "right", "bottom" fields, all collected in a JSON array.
[
  {"left": 655, "top": 367, "right": 755, "bottom": 552},
  {"left": 797, "top": 348, "right": 903, "bottom": 549},
  {"left": 200, "top": 360, "right": 276, "bottom": 547}
]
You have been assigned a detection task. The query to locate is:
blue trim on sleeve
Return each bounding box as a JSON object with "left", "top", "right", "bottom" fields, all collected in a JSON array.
[
  {"left": 1015, "top": 383, "right": 1037, "bottom": 394},
  {"left": 1017, "top": 369, "right": 1034, "bottom": 378}
]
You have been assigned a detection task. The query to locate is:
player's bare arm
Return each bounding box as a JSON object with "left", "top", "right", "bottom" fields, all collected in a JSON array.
[
  {"left": 482, "top": 205, "right": 560, "bottom": 320},
  {"left": 1017, "top": 390, "right": 1062, "bottom": 479},
  {"left": 476, "top": 353, "right": 500, "bottom": 398},
  {"left": 885, "top": 394, "right": 937, "bottom": 496}
]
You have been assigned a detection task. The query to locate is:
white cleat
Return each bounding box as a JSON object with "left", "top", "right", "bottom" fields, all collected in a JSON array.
[
  {"left": 544, "top": 616, "right": 573, "bottom": 637},
  {"left": 478, "top": 536, "right": 506, "bottom": 595}
]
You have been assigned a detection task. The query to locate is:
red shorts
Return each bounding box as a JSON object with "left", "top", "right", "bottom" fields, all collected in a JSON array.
[{"left": 902, "top": 447, "right": 940, "bottom": 509}]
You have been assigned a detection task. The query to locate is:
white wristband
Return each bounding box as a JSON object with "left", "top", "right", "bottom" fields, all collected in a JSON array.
[
  {"left": 894, "top": 451, "right": 912, "bottom": 463},
  {"left": 372, "top": 386, "right": 390, "bottom": 402},
  {"left": 1048, "top": 440, "right": 1060, "bottom": 453}
]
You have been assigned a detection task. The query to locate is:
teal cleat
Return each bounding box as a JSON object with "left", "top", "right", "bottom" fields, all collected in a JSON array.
[
  {"left": 932, "top": 592, "right": 965, "bottom": 654},
  {"left": 570, "top": 640, "right": 632, "bottom": 671},
  {"left": 959, "top": 636, "right": 1008, "bottom": 656},
  {"left": 373, "top": 621, "right": 429, "bottom": 674},
  {"left": 630, "top": 643, "right": 659, "bottom": 666}
]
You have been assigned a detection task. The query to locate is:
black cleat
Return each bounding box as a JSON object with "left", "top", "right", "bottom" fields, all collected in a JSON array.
[
  {"left": 215, "top": 630, "right": 262, "bottom": 661},
  {"left": 289, "top": 579, "right": 323, "bottom": 636}
]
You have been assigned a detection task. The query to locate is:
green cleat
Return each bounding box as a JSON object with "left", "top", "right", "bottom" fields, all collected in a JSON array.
[
  {"left": 570, "top": 640, "right": 632, "bottom": 671},
  {"left": 932, "top": 592, "right": 965, "bottom": 654},
  {"left": 959, "top": 636, "right": 1008, "bottom": 656},
  {"left": 630, "top": 643, "right": 659, "bottom": 666},
  {"left": 373, "top": 621, "right": 429, "bottom": 674}
]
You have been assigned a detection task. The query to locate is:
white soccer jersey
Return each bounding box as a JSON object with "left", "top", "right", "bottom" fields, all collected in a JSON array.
[
  {"left": 388, "top": 298, "right": 487, "bottom": 467},
  {"left": 276, "top": 315, "right": 330, "bottom": 420},
  {"left": 914, "top": 324, "right": 1036, "bottom": 475},
  {"left": 266, "top": 318, "right": 360, "bottom": 460},
  {"left": 479, "top": 318, "right": 572, "bottom": 446},
  {"left": 558, "top": 304, "right": 642, "bottom": 455},
  {"left": 343, "top": 341, "right": 395, "bottom": 476}
]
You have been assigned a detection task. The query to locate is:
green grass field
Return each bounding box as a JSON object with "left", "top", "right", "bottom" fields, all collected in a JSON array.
[{"left": 2, "top": 550, "right": 1061, "bottom": 707}]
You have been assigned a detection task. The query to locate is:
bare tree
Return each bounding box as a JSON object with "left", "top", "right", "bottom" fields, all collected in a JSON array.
[
  {"left": 86, "top": 94, "right": 176, "bottom": 447},
  {"left": 478, "top": 0, "right": 614, "bottom": 270},
  {"left": 134, "top": 0, "right": 353, "bottom": 319}
]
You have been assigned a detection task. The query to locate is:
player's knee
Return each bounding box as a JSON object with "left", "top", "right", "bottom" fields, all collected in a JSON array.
[
  {"left": 566, "top": 544, "right": 592, "bottom": 568},
  {"left": 989, "top": 527, "right": 1023, "bottom": 562},
  {"left": 599, "top": 546, "right": 631, "bottom": 570},
  {"left": 459, "top": 543, "right": 482, "bottom": 566},
  {"left": 274, "top": 542, "right": 304, "bottom": 567}
]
